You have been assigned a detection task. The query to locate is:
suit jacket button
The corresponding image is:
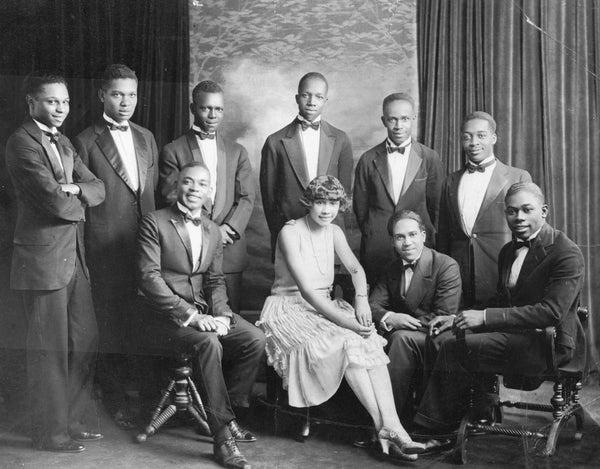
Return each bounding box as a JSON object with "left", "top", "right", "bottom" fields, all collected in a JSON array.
[{"left": 472, "top": 233, "right": 477, "bottom": 238}]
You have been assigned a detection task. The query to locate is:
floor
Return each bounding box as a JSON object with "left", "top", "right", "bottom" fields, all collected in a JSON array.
[{"left": 1, "top": 379, "right": 600, "bottom": 469}]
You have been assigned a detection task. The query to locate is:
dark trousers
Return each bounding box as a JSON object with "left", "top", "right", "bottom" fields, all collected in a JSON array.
[
  {"left": 224, "top": 272, "right": 242, "bottom": 315},
  {"left": 414, "top": 330, "right": 547, "bottom": 431},
  {"left": 22, "top": 258, "right": 99, "bottom": 447},
  {"left": 139, "top": 312, "right": 266, "bottom": 432}
]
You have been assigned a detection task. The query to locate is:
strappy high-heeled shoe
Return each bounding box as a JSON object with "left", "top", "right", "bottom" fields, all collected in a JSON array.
[
  {"left": 378, "top": 440, "right": 418, "bottom": 461},
  {"left": 378, "top": 427, "right": 426, "bottom": 455}
]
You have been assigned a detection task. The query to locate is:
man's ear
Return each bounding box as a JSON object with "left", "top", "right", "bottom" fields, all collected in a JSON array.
[{"left": 98, "top": 88, "right": 105, "bottom": 103}]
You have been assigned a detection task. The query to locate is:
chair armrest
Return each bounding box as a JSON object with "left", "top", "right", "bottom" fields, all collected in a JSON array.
[{"left": 544, "top": 326, "right": 558, "bottom": 373}]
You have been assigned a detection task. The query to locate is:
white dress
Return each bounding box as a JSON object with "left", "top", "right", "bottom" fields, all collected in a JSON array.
[{"left": 257, "top": 218, "right": 388, "bottom": 408}]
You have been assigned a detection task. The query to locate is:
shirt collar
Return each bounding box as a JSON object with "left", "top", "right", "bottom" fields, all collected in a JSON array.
[
  {"left": 297, "top": 114, "right": 321, "bottom": 124},
  {"left": 103, "top": 113, "right": 129, "bottom": 128},
  {"left": 191, "top": 124, "right": 216, "bottom": 136},
  {"left": 467, "top": 154, "right": 496, "bottom": 166},
  {"left": 32, "top": 119, "right": 56, "bottom": 134},
  {"left": 176, "top": 202, "right": 203, "bottom": 219},
  {"left": 526, "top": 225, "right": 544, "bottom": 242},
  {"left": 386, "top": 137, "right": 411, "bottom": 149},
  {"left": 401, "top": 251, "right": 422, "bottom": 266}
]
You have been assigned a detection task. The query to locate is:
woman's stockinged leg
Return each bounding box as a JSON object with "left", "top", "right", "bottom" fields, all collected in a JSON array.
[{"left": 343, "top": 366, "right": 383, "bottom": 430}]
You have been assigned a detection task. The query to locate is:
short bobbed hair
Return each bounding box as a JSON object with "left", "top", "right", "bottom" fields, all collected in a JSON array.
[
  {"left": 387, "top": 209, "right": 426, "bottom": 236},
  {"left": 299, "top": 175, "right": 350, "bottom": 212}
]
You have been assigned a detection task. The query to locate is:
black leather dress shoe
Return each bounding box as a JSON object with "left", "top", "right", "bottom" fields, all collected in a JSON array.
[
  {"left": 40, "top": 439, "right": 85, "bottom": 453},
  {"left": 70, "top": 431, "right": 104, "bottom": 442},
  {"left": 214, "top": 437, "right": 251, "bottom": 469},
  {"left": 228, "top": 420, "right": 257, "bottom": 443}
]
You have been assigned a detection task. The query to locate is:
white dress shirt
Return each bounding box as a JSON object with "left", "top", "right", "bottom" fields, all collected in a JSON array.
[
  {"left": 177, "top": 202, "right": 203, "bottom": 272},
  {"left": 387, "top": 138, "right": 411, "bottom": 204},
  {"left": 458, "top": 155, "right": 497, "bottom": 236},
  {"left": 507, "top": 226, "right": 543, "bottom": 288},
  {"left": 297, "top": 115, "right": 321, "bottom": 182},
  {"left": 192, "top": 124, "right": 218, "bottom": 204},
  {"left": 104, "top": 113, "right": 139, "bottom": 191},
  {"left": 33, "top": 119, "right": 64, "bottom": 171}
]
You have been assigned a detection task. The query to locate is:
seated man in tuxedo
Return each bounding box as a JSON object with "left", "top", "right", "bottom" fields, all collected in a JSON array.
[
  {"left": 414, "top": 182, "right": 585, "bottom": 432},
  {"left": 136, "top": 162, "right": 265, "bottom": 469},
  {"left": 370, "top": 210, "right": 461, "bottom": 422}
]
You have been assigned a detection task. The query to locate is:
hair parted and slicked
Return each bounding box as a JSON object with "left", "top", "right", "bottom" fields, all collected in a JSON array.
[
  {"left": 23, "top": 72, "right": 67, "bottom": 98},
  {"left": 297, "top": 72, "right": 328, "bottom": 93},
  {"left": 387, "top": 209, "right": 425, "bottom": 236},
  {"left": 100, "top": 64, "right": 137, "bottom": 90},
  {"left": 180, "top": 161, "right": 210, "bottom": 175},
  {"left": 462, "top": 111, "right": 497, "bottom": 133},
  {"left": 382, "top": 92, "right": 415, "bottom": 113},
  {"left": 192, "top": 80, "right": 224, "bottom": 103},
  {"left": 299, "top": 175, "right": 350, "bottom": 212},
  {"left": 505, "top": 181, "right": 545, "bottom": 205}
]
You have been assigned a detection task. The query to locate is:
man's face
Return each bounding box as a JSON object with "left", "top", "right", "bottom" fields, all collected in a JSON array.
[
  {"left": 504, "top": 191, "right": 548, "bottom": 240},
  {"left": 190, "top": 92, "right": 224, "bottom": 133},
  {"left": 99, "top": 78, "right": 138, "bottom": 123},
  {"left": 177, "top": 166, "right": 211, "bottom": 214},
  {"left": 295, "top": 77, "right": 328, "bottom": 122},
  {"left": 391, "top": 218, "right": 426, "bottom": 262},
  {"left": 27, "top": 83, "right": 70, "bottom": 128},
  {"left": 381, "top": 100, "right": 414, "bottom": 146},
  {"left": 461, "top": 118, "right": 497, "bottom": 164}
]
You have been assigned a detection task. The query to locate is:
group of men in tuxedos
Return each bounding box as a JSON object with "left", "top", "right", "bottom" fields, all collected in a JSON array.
[{"left": 5, "top": 64, "right": 585, "bottom": 469}]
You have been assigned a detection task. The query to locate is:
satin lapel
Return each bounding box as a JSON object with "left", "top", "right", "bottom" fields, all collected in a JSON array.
[
  {"left": 400, "top": 142, "right": 423, "bottom": 197},
  {"left": 317, "top": 124, "right": 334, "bottom": 175},
  {"left": 57, "top": 140, "right": 74, "bottom": 183},
  {"left": 212, "top": 135, "right": 228, "bottom": 221},
  {"left": 170, "top": 214, "right": 194, "bottom": 269},
  {"left": 131, "top": 125, "right": 149, "bottom": 194},
  {"left": 501, "top": 246, "right": 515, "bottom": 297},
  {"left": 186, "top": 133, "right": 212, "bottom": 213},
  {"left": 405, "top": 247, "right": 433, "bottom": 310},
  {"left": 513, "top": 226, "right": 552, "bottom": 291},
  {"left": 372, "top": 145, "right": 395, "bottom": 204},
  {"left": 282, "top": 124, "right": 310, "bottom": 189},
  {"left": 22, "top": 120, "right": 66, "bottom": 182},
  {"left": 448, "top": 171, "right": 463, "bottom": 231},
  {"left": 473, "top": 160, "right": 507, "bottom": 227},
  {"left": 197, "top": 219, "right": 213, "bottom": 272},
  {"left": 96, "top": 128, "right": 136, "bottom": 193}
]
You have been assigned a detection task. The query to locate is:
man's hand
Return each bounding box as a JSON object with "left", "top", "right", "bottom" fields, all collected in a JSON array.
[
  {"left": 428, "top": 315, "right": 455, "bottom": 337},
  {"left": 384, "top": 312, "right": 422, "bottom": 331},
  {"left": 354, "top": 296, "right": 372, "bottom": 327},
  {"left": 60, "top": 183, "right": 81, "bottom": 195},
  {"left": 213, "top": 316, "right": 231, "bottom": 337},
  {"left": 453, "top": 310, "right": 485, "bottom": 332},
  {"left": 190, "top": 314, "right": 219, "bottom": 332},
  {"left": 219, "top": 224, "right": 237, "bottom": 245}
]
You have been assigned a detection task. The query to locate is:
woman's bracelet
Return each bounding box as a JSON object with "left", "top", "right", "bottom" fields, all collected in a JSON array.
[{"left": 355, "top": 293, "right": 368, "bottom": 298}]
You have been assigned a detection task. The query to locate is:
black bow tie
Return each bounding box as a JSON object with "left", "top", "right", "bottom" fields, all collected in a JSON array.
[
  {"left": 465, "top": 159, "right": 494, "bottom": 173},
  {"left": 298, "top": 119, "right": 319, "bottom": 131},
  {"left": 194, "top": 129, "right": 215, "bottom": 140},
  {"left": 403, "top": 260, "right": 417, "bottom": 271},
  {"left": 387, "top": 145, "right": 406, "bottom": 154},
  {"left": 43, "top": 130, "right": 60, "bottom": 145},
  {"left": 182, "top": 211, "right": 202, "bottom": 226},
  {"left": 105, "top": 120, "right": 128, "bottom": 132},
  {"left": 514, "top": 239, "right": 531, "bottom": 249}
]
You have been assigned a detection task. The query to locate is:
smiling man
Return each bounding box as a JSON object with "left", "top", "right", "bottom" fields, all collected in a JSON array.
[
  {"left": 353, "top": 93, "right": 443, "bottom": 285},
  {"left": 414, "top": 182, "right": 585, "bottom": 432},
  {"left": 260, "top": 72, "right": 353, "bottom": 257},
  {"left": 74, "top": 64, "right": 159, "bottom": 422},
  {"left": 436, "top": 111, "right": 531, "bottom": 307},
  {"left": 137, "top": 162, "right": 265, "bottom": 469},
  {"left": 369, "top": 210, "right": 461, "bottom": 422},
  {"left": 159, "top": 80, "right": 254, "bottom": 315},
  {"left": 6, "top": 73, "right": 105, "bottom": 452}
]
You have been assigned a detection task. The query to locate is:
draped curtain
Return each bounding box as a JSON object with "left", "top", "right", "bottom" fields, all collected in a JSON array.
[{"left": 417, "top": 0, "right": 600, "bottom": 371}]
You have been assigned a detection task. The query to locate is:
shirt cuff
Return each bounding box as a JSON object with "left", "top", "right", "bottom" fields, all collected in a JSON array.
[
  {"left": 181, "top": 309, "right": 198, "bottom": 327},
  {"left": 380, "top": 311, "right": 393, "bottom": 332},
  {"left": 213, "top": 316, "right": 231, "bottom": 330},
  {"left": 483, "top": 309, "right": 487, "bottom": 326}
]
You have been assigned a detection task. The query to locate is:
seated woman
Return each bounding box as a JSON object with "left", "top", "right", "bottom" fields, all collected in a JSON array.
[{"left": 258, "top": 175, "right": 437, "bottom": 461}]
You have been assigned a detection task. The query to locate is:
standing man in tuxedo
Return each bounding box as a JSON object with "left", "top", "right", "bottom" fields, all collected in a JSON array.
[
  {"left": 353, "top": 93, "right": 443, "bottom": 285},
  {"left": 260, "top": 72, "right": 353, "bottom": 256},
  {"left": 437, "top": 111, "right": 531, "bottom": 307},
  {"left": 137, "top": 162, "right": 265, "bottom": 469},
  {"left": 370, "top": 210, "right": 461, "bottom": 422},
  {"left": 158, "top": 80, "right": 254, "bottom": 314},
  {"left": 415, "top": 182, "right": 585, "bottom": 431},
  {"left": 6, "top": 73, "right": 105, "bottom": 452},
  {"left": 74, "top": 64, "right": 158, "bottom": 422}
]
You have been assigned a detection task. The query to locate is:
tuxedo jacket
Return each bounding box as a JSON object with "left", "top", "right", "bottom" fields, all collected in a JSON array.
[
  {"left": 137, "top": 205, "right": 232, "bottom": 326},
  {"left": 486, "top": 223, "right": 585, "bottom": 370},
  {"left": 74, "top": 120, "right": 158, "bottom": 287},
  {"left": 5, "top": 118, "right": 105, "bottom": 290},
  {"left": 159, "top": 130, "right": 255, "bottom": 273},
  {"left": 436, "top": 159, "right": 531, "bottom": 305},
  {"left": 369, "top": 247, "right": 461, "bottom": 325},
  {"left": 260, "top": 119, "right": 353, "bottom": 252},
  {"left": 353, "top": 140, "right": 443, "bottom": 282}
]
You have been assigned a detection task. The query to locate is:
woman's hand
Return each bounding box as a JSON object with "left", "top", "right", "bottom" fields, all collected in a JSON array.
[
  {"left": 340, "top": 315, "right": 374, "bottom": 338},
  {"left": 354, "top": 296, "right": 373, "bottom": 328}
]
